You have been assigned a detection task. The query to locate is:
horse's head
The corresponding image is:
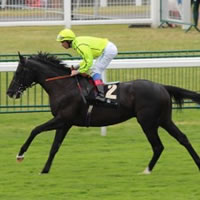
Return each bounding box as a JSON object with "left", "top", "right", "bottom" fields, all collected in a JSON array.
[
  {"left": 7, "top": 51, "right": 72, "bottom": 99},
  {"left": 7, "top": 52, "right": 35, "bottom": 99}
]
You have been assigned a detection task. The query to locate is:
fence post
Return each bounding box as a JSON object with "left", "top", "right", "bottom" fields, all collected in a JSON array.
[
  {"left": 64, "top": 0, "right": 71, "bottom": 28},
  {"left": 1, "top": 0, "right": 6, "bottom": 8},
  {"left": 100, "top": 0, "right": 107, "bottom": 7},
  {"left": 136, "top": 0, "right": 142, "bottom": 6},
  {"left": 151, "top": 0, "right": 160, "bottom": 28},
  {"left": 101, "top": 127, "right": 107, "bottom": 136},
  {"left": 182, "top": 0, "right": 191, "bottom": 30}
]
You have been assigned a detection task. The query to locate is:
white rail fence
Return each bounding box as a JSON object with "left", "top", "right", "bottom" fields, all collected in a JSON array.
[
  {"left": 0, "top": 0, "right": 160, "bottom": 27},
  {"left": 2, "top": 57, "right": 200, "bottom": 71}
]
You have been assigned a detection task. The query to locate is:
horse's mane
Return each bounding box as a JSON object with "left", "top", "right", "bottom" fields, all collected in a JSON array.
[{"left": 29, "top": 52, "right": 71, "bottom": 74}]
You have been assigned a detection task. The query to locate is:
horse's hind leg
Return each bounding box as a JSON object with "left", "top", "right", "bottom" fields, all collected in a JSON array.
[
  {"left": 140, "top": 126, "right": 164, "bottom": 174},
  {"left": 41, "top": 125, "right": 72, "bottom": 174},
  {"left": 137, "top": 111, "right": 164, "bottom": 174},
  {"left": 162, "top": 120, "right": 200, "bottom": 171}
]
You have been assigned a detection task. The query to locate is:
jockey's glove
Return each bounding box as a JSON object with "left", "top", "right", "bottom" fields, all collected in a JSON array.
[{"left": 71, "top": 65, "right": 80, "bottom": 70}]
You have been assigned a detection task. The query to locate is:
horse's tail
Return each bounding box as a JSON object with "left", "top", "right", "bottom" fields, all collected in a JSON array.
[{"left": 164, "top": 85, "right": 200, "bottom": 108}]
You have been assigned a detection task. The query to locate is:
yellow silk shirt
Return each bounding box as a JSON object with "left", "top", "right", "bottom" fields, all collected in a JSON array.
[{"left": 72, "top": 36, "right": 108, "bottom": 73}]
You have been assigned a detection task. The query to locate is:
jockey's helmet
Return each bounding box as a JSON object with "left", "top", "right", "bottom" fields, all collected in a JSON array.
[{"left": 56, "top": 29, "right": 76, "bottom": 42}]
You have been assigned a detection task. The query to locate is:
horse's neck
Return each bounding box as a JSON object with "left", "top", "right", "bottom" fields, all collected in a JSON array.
[
  {"left": 31, "top": 61, "right": 67, "bottom": 82},
  {"left": 36, "top": 68, "right": 72, "bottom": 95},
  {"left": 29, "top": 59, "right": 72, "bottom": 94},
  {"left": 44, "top": 77, "right": 75, "bottom": 97}
]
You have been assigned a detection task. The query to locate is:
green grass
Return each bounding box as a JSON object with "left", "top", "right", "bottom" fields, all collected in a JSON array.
[
  {"left": 1, "top": 25, "right": 200, "bottom": 199},
  {"left": 1, "top": 24, "right": 200, "bottom": 55},
  {"left": 0, "top": 110, "right": 200, "bottom": 200}
]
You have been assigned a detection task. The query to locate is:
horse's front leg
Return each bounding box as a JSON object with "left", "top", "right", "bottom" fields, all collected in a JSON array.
[
  {"left": 41, "top": 125, "right": 72, "bottom": 174},
  {"left": 17, "top": 117, "right": 66, "bottom": 162}
]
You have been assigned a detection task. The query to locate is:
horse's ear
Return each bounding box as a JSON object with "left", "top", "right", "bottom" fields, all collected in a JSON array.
[{"left": 18, "top": 51, "right": 26, "bottom": 64}]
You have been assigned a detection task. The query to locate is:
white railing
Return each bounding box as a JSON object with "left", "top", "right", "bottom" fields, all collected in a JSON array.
[
  {"left": 2, "top": 57, "right": 200, "bottom": 71},
  {"left": 0, "top": 0, "right": 161, "bottom": 27}
]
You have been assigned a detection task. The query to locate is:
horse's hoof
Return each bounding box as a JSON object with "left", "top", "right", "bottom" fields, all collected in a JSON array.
[
  {"left": 138, "top": 167, "right": 151, "bottom": 175},
  {"left": 40, "top": 172, "right": 48, "bottom": 175},
  {"left": 16, "top": 155, "right": 24, "bottom": 163},
  {"left": 142, "top": 167, "right": 151, "bottom": 175},
  {"left": 40, "top": 170, "right": 49, "bottom": 174}
]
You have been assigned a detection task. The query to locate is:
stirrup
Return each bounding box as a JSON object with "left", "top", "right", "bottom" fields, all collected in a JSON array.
[{"left": 95, "top": 95, "right": 106, "bottom": 103}]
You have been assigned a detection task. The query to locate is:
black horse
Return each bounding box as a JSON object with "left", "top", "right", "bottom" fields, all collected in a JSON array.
[{"left": 7, "top": 52, "right": 200, "bottom": 174}]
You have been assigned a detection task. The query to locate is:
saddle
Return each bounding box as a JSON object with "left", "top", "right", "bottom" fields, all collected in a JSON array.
[{"left": 77, "top": 75, "right": 119, "bottom": 107}]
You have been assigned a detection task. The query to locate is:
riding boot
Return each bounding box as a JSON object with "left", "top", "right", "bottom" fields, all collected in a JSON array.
[
  {"left": 96, "top": 84, "right": 106, "bottom": 103},
  {"left": 93, "top": 79, "right": 106, "bottom": 103}
]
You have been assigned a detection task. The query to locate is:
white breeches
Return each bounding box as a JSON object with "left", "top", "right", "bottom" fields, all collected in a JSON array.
[{"left": 91, "top": 42, "right": 118, "bottom": 75}]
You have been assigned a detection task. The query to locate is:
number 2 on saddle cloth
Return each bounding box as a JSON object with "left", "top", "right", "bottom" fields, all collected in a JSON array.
[{"left": 76, "top": 76, "right": 119, "bottom": 107}]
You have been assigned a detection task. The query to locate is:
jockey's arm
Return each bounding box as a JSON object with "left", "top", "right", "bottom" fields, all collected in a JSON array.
[{"left": 75, "top": 44, "right": 93, "bottom": 74}]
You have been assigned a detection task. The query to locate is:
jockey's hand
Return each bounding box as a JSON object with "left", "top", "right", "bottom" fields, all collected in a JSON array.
[
  {"left": 70, "top": 70, "right": 79, "bottom": 76},
  {"left": 71, "top": 65, "right": 80, "bottom": 70},
  {"left": 70, "top": 65, "right": 75, "bottom": 70}
]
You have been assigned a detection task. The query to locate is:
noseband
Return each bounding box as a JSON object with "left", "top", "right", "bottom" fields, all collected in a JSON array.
[{"left": 13, "top": 78, "right": 36, "bottom": 94}]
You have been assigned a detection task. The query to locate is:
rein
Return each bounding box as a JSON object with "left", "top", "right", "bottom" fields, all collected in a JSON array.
[
  {"left": 45, "top": 74, "right": 71, "bottom": 82},
  {"left": 45, "top": 74, "right": 87, "bottom": 105}
]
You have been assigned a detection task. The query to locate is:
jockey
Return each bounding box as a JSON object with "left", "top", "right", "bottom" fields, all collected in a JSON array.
[{"left": 56, "top": 28, "right": 118, "bottom": 103}]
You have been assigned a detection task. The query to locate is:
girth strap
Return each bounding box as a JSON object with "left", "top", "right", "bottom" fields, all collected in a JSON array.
[
  {"left": 75, "top": 76, "right": 87, "bottom": 104},
  {"left": 86, "top": 105, "right": 93, "bottom": 127}
]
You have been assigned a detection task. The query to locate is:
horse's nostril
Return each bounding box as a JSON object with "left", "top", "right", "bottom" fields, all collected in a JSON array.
[
  {"left": 6, "top": 90, "right": 14, "bottom": 98},
  {"left": 7, "top": 92, "right": 12, "bottom": 98}
]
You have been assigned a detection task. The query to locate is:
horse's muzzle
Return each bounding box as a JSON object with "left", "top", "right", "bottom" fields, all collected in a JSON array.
[{"left": 7, "top": 90, "right": 22, "bottom": 99}]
